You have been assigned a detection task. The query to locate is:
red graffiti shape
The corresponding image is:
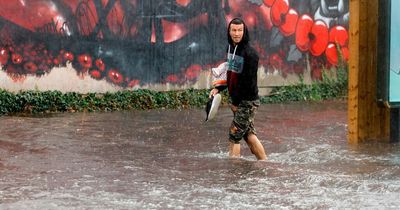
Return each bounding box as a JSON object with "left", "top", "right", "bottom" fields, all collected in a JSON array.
[
  {"left": 0, "top": 47, "right": 9, "bottom": 65},
  {"left": 95, "top": 58, "right": 106, "bottom": 72},
  {"left": 185, "top": 64, "right": 202, "bottom": 80},
  {"left": 176, "top": 0, "right": 191, "bottom": 7},
  {"left": 325, "top": 26, "right": 349, "bottom": 65},
  {"left": 78, "top": 54, "right": 93, "bottom": 69},
  {"left": 23, "top": 61, "right": 38, "bottom": 74},
  {"left": 325, "top": 43, "right": 349, "bottom": 65},
  {"left": 263, "top": 0, "right": 276, "bottom": 7},
  {"left": 128, "top": 79, "right": 140, "bottom": 88},
  {"left": 89, "top": 69, "right": 102, "bottom": 80},
  {"left": 271, "top": 0, "right": 289, "bottom": 27},
  {"left": 63, "top": 52, "right": 74, "bottom": 62},
  {"left": 279, "top": 8, "right": 299, "bottom": 37},
  {"left": 108, "top": 69, "right": 124, "bottom": 84},
  {"left": 296, "top": 14, "right": 314, "bottom": 52},
  {"left": 166, "top": 74, "right": 179, "bottom": 83},
  {"left": 11, "top": 53, "right": 23, "bottom": 64},
  {"left": 296, "top": 15, "right": 329, "bottom": 56},
  {"left": 161, "top": 13, "right": 208, "bottom": 43},
  {"left": 329, "top": 26, "right": 348, "bottom": 46},
  {"left": 309, "top": 20, "right": 329, "bottom": 56}
]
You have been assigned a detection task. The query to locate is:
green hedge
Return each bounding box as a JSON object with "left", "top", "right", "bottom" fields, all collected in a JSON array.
[
  {"left": 262, "top": 66, "right": 348, "bottom": 103},
  {"left": 0, "top": 65, "right": 347, "bottom": 115},
  {"left": 0, "top": 89, "right": 212, "bottom": 115}
]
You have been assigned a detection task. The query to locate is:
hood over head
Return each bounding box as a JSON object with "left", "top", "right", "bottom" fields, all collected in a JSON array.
[{"left": 227, "top": 17, "right": 250, "bottom": 46}]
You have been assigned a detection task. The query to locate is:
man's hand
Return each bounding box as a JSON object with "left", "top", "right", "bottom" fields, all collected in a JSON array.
[
  {"left": 230, "top": 104, "right": 238, "bottom": 112},
  {"left": 209, "top": 88, "right": 219, "bottom": 98}
]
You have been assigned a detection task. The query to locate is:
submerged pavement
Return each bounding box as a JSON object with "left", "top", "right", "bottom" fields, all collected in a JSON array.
[{"left": 1, "top": 100, "right": 400, "bottom": 209}]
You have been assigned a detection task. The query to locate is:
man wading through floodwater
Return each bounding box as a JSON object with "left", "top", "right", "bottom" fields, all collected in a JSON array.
[{"left": 209, "top": 18, "right": 267, "bottom": 160}]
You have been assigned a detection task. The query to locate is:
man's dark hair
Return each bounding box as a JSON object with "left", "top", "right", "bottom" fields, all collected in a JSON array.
[
  {"left": 227, "top": 17, "right": 250, "bottom": 45},
  {"left": 230, "top": 18, "right": 245, "bottom": 25}
]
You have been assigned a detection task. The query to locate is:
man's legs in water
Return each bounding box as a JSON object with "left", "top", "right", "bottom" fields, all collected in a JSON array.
[
  {"left": 245, "top": 133, "right": 266, "bottom": 160},
  {"left": 229, "top": 142, "right": 240, "bottom": 158},
  {"left": 229, "top": 135, "right": 266, "bottom": 160},
  {"left": 228, "top": 100, "right": 266, "bottom": 160}
]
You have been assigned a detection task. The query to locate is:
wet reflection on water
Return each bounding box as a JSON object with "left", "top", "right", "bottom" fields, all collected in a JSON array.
[{"left": 1, "top": 100, "right": 400, "bottom": 209}]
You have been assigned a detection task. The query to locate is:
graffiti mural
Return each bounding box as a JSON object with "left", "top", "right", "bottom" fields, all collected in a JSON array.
[{"left": 0, "top": 0, "right": 349, "bottom": 89}]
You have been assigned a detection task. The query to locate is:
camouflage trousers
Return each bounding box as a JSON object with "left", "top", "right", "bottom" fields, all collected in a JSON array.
[{"left": 229, "top": 99, "right": 260, "bottom": 144}]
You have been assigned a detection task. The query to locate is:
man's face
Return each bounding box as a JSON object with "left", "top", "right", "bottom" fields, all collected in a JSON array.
[{"left": 229, "top": 23, "right": 244, "bottom": 45}]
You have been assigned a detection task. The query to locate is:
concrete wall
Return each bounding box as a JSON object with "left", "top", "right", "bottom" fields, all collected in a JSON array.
[{"left": 0, "top": 0, "right": 349, "bottom": 95}]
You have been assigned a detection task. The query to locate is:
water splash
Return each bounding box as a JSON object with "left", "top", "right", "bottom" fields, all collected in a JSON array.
[{"left": 1, "top": 101, "right": 400, "bottom": 209}]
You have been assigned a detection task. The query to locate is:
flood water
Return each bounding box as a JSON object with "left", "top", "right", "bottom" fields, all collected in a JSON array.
[{"left": 1, "top": 100, "right": 400, "bottom": 209}]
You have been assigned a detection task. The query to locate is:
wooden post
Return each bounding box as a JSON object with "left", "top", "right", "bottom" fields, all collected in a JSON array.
[{"left": 348, "top": 0, "right": 390, "bottom": 143}]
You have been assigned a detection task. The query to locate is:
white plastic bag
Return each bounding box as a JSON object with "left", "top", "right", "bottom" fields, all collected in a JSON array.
[{"left": 211, "top": 62, "right": 228, "bottom": 87}]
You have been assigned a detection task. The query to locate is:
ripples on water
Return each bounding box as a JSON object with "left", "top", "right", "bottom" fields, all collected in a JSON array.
[{"left": 1, "top": 101, "right": 400, "bottom": 209}]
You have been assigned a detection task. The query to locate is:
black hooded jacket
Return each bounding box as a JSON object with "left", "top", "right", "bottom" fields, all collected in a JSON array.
[{"left": 217, "top": 18, "right": 259, "bottom": 106}]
